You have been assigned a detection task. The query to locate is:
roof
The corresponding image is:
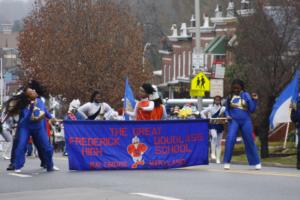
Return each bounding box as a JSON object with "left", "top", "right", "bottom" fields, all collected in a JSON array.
[{"left": 204, "top": 35, "right": 227, "bottom": 54}]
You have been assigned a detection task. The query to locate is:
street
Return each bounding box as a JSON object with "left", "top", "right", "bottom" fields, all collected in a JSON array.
[{"left": 0, "top": 154, "right": 299, "bottom": 200}]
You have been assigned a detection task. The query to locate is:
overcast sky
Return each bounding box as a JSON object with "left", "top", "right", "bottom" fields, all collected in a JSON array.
[
  {"left": 0, "top": 0, "right": 32, "bottom": 2},
  {"left": 0, "top": 0, "right": 34, "bottom": 22}
]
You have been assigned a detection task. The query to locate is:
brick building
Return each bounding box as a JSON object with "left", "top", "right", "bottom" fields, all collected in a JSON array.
[
  {"left": 0, "top": 23, "right": 22, "bottom": 103},
  {"left": 157, "top": 0, "right": 254, "bottom": 98}
]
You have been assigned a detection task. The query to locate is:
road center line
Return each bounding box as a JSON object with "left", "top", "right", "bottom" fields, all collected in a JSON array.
[
  {"left": 131, "top": 193, "right": 183, "bottom": 200},
  {"left": 8, "top": 173, "right": 32, "bottom": 178}
]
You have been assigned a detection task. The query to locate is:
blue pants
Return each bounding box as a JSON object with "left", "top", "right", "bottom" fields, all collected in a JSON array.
[
  {"left": 27, "top": 143, "right": 33, "bottom": 156},
  {"left": 14, "top": 127, "right": 53, "bottom": 170},
  {"left": 10, "top": 133, "right": 47, "bottom": 168},
  {"left": 223, "top": 119, "right": 260, "bottom": 165}
]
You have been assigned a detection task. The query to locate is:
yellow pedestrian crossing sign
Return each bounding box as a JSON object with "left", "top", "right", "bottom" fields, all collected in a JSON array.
[{"left": 190, "top": 72, "right": 210, "bottom": 97}]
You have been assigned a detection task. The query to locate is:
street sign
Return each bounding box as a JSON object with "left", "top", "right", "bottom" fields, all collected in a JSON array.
[
  {"left": 190, "top": 72, "right": 210, "bottom": 97},
  {"left": 192, "top": 53, "right": 204, "bottom": 69},
  {"left": 214, "top": 64, "right": 225, "bottom": 79},
  {"left": 210, "top": 79, "right": 224, "bottom": 97}
]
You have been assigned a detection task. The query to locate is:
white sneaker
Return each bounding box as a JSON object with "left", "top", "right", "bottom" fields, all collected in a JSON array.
[
  {"left": 211, "top": 154, "right": 216, "bottom": 160},
  {"left": 255, "top": 164, "right": 262, "bottom": 170},
  {"left": 3, "top": 155, "right": 11, "bottom": 160},
  {"left": 52, "top": 166, "right": 60, "bottom": 171},
  {"left": 224, "top": 163, "right": 230, "bottom": 170},
  {"left": 216, "top": 159, "right": 221, "bottom": 164},
  {"left": 14, "top": 169, "right": 22, "bottom": 173}
]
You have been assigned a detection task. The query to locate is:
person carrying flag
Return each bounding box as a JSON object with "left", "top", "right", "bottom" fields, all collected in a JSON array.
[
  {"left": 270, "top": 70, "right": 299, "bottom": 169},
  {"left": 126, "top": 83, "right": 155, "bottom": 120},
  {"left": 290, "top": 101, "right": 300, "bottom": 170}
]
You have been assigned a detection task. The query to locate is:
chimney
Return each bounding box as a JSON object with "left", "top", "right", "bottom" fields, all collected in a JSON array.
[
  {"left": 180, "top": 23, "right": 188, "bottom": 37},
  {"left": 215, "top": 4, "right": 223, "bottom": 18},
  {"left": 227, "top": 1, "right": 235, "bottom": 17},
  {"left": 171, "top": 24, "right": 178, "bottom": 37},
  {"left": 241, "top": 0, "right": 250, "bottom": 10},
  {"left": 190, "top": 15, "right": 196, "bottom": 27},
  {"left": 203, "top": 14, "right": 210, "bottom": 28}
]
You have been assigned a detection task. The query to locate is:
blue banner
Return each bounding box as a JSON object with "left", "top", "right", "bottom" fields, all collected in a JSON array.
[{"left": 64, "top": 120, "right": 209, "bottom": 170}]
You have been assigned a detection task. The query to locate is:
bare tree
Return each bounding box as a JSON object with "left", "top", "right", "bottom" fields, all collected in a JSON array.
[
  {"left": 227, "top": 0, "right": 300, "bottom": 157},
  {"left": 18, "top": 0, "right": 150, "bottom": 107}
]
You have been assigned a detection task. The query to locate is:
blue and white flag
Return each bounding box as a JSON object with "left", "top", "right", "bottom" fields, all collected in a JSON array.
[
  {"left": 124, "top": 78, "right": 136, "bottom": 120},
  {"left": 269, "top": 70, "right": 299, "bottom": 129}
]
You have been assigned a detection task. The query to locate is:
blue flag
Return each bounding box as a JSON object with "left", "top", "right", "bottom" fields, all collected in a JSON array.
[
  {"left": 124, "top": 78, "right": 136, "bottom": 120},
  {"left": 269, "top": 70, "right": 299, "bottom": 129}
]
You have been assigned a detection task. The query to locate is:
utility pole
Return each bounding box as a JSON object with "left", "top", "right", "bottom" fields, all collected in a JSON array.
[
  {"left": 142, "top": 43, "right": 151, "bottom": 73},
  {"left": 194, "top": 0, "right": 203, "bottom": 111},
  {"left": 0, "top": 58, "right": 3, "bottom": 109}
]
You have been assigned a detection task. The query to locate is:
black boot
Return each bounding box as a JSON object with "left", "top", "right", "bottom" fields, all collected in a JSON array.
[
  {"left": 6, "top": 163, "right": 15, "bottom": 171},
  {"left": 40, "top": 163, "right": 47, "bottom": 169}
]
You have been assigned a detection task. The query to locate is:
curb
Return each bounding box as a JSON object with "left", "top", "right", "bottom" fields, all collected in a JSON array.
[{"left": 230, "top": 161, "right": 296, "bottom": 169}]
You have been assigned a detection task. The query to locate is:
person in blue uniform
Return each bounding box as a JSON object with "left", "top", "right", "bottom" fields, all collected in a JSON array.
[
  {"left": 223, "top": 79, "right": 261, "bottom": 170},
  {"left": 6, "top": 81, "right": 52, "bottom": 170},
  {"left": 11, "top": 86, "right": 58, "bottom": 172},
  {"left": 290, "top": 100, "right": 300, "bottom": 170}
]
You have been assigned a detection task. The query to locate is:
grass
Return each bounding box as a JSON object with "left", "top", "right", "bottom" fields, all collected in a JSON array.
[{"left": 228, "top": 141, "right": 297, "bottom": 166}]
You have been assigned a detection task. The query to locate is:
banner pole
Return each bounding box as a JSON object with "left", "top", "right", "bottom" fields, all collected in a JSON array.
[{"left": 283, "top": 122, "right": 290, "bottom": 149}]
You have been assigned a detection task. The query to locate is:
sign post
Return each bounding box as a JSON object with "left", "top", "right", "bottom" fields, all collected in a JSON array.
[{"left": 190, "top": 72, "right": 210, "bottom": 110}]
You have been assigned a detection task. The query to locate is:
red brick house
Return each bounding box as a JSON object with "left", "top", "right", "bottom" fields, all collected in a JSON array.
[{"left": 157, "top": 0, "right": 254, "bottom": 98}]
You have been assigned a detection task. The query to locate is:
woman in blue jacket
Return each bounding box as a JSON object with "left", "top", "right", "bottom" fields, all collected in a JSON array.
[
  {"left": 224, "top": 79, "right": 261, "bottom": 170},
  {"left": 11, "top": 86, "right": 58, "bottom": 172}
]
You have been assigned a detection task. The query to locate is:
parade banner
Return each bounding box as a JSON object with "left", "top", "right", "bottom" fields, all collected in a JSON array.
[{"left": 64, "top": 120, "right": 209, "bottom": 170}]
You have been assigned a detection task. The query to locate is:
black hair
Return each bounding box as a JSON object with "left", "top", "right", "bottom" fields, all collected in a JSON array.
[
  {"left": 227, "top": 79, "right": 246, "bottom": 109},
  {"left": 213, "top": 95, "right": 222, "bottom": 105},
  {"left": 28, "top": 80, "right": 48, "bottom": 98},
  {"left": 141, "top": 83, "right": 155, "bottom": 95},
  {"left": 231, "top": 79, "right": 245, "bottom": 91},
  {"left": 153, "top": 98, "right": 163, "bottom": 107},
  {"left": 4, "top": 86, "right": 31, "bottom": 116},
  {"left": 90, "top": 91, "right": 100, "bottom": 103}
]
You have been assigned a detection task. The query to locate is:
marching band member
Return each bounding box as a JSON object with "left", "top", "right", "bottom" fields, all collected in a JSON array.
[
  {"left": 149, "top": 85, "right": 167, "bottom": 120},
  {"left": 11, "top": 87, "right": 59, "bottom": 172},
  {"left": 77, "top": 91, "right": 116, "bottom": 120},
  {"left": 223, "top": 79, "right": 261, "bottom": 170},
  {"left": 0, "top": 114, "right": 14, "bottom": 160},
  {"left": 65, "top": 99, "right": 83, "bottom": 120},
  {"left": 126, "top": 83, "right": 155, "bottom": 120},
  {"left": 201, "top": 96, "right": 225, "bottom": 164}
]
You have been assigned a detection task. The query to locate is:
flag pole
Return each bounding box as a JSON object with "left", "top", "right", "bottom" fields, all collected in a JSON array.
[
  {"left": 283, "top": 122, "right": 290, "bottom": 149},
  {"left": 295, "top": 128, "right": 298, "bottom": 148}
]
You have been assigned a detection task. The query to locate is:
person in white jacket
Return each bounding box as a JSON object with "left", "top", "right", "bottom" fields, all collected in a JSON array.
[
  {"left": 77, "top": 91, "right": 117, "bottom": 120},
  {"left": 200, "top": 96, "right": 226, "bottom": 164},
  {"left": 1, "top": 117, "right": 14, "bottom": 160}
]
